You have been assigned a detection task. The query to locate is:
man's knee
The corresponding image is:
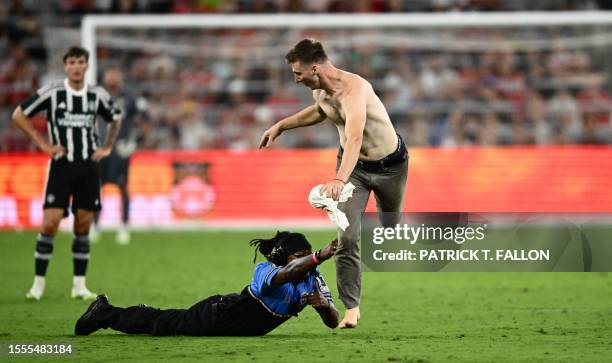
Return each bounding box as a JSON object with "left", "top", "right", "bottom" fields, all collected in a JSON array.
[
  {"left": 41, "top": 221, "right": 59, "bottom": 236},
  {"left": 41, "top": 212, "right": 63, "bottom": 236},
  {"left": 338, "top": 229, "right": 360, "bottom": 252},
  {"left": 74, "top": 210, "right": 94, "bottom": 235}
]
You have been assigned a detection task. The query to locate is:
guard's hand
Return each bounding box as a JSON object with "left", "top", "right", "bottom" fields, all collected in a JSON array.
[
  {"left": 259, "top": 125, "right": 282, "bottom": 149},
  {"left": 91, "top": 146, "right": 112, "bottom": 161},
  {"left": 40, "top": 143, "right": 65, "bottom": 159},
  {"left": 319, "top": 179, "right": 345, "bottom": 201},
  {"left": 305, "top": 290, "right": 330, "bottom": 309},
  {"left": 319, "top": 238, "right": 339, "bottom": 261}
]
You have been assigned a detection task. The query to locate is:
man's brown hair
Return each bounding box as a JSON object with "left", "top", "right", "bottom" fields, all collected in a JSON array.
[
  {"left": 63, "top": 46, "right": 89, "bottom": 63},
  {"left": 285, "top": 39, "right": 328, "bottom": 64}
]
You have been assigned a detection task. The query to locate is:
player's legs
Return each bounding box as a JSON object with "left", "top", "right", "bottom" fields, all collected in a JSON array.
[
  {"left": 91, "top": 157, "right": 110, "bottom": 242},
  {"left": 74, "top": 208, "right": 94, "bottom": 235},
  {"left": 26, "top": 208, "right": 65, "bottom": 300},
  {"left": 70, "top": 161, "right": 102, "bottom": 299},
  {"left": 90, "top": 210, "right": 101, "bottom": 243},
  {"left": 27, "top": 160, "right": 71, "bottom": 300},
  {"left": 335, "top": 166, "right": 371, "bottom": 328},
  {"left": 73, "top": 208, "right": 94, "bottom": 267},
  {"left": 37, "top": 208, "right": 65, "bottom": 271},
  {"left": 119, "top": 183, "right": 129, "bottom": 225},
  {"left": 116, "top": 157, "right": 130, "bottom": 223},
  {"left": 116, "top": 179, "right": 130, "bottom": 244},
  {"left": 91, "top": 205, "right": 101, "bottom": 243},
  {"left": 115, "top": 156, "right": 131, "bottom": 244},
  {"left": 94, "top": 156, "right": 131, "bottom": 244},
  {"left": 90, "top": 181, "right": 130, "bottom": 245},
  {"left": 71, "top": 209, "right": 96, "bottom": 299}
]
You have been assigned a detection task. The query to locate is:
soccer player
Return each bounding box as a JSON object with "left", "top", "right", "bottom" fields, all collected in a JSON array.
[
  {"left": 12, "top": 46, "right": 122, "bottom": 300},
  {"left": 90, "top": 66, "right": 150, "bottom": 245},
  {"left": 74, "top": 232, "right": 339, "bottom": 336},
  {"left": 259, "top": 39, "right": 408, "bottom": 328}
]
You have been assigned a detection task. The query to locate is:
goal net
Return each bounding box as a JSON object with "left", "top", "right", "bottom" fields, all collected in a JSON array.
[{"left": 79, "top": 13, "right": 612, "bottom": 149}]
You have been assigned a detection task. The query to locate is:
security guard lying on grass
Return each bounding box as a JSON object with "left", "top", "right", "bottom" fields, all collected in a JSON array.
[{"left": 75, "top": 232, "right": 339, "bottom": 336}]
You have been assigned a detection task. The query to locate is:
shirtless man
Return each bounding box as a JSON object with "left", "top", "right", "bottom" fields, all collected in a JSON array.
[{"left": 259, "top": 39, "right": 408, "bottom": 328}]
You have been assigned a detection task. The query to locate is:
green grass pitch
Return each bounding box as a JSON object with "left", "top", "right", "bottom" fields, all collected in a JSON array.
[{"left": 1, "top": 230, "right": 611, "bottom": 362}]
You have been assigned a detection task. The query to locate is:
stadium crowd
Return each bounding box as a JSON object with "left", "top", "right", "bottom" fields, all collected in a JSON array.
[{"left": 1, "top": 0, "right": 611, "bottom": 150}]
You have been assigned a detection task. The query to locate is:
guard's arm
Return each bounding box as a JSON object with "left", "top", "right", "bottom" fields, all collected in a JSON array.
[
  {"left": 306, "top": 273, "right": 339, "bottom": 329},
  {"left": 271, "top": 239, "right": 338, "bottom": 285},
  {"left": 306, "top": 290, "right": 339, "bottom": 329}
]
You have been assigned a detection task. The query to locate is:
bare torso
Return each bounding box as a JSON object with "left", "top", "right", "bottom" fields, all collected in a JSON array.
[{"left": 313, "top": 72, "right": 398, "bottom": 161}]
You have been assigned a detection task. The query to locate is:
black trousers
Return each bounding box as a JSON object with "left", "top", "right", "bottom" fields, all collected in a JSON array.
[{"left": 98, "top": 287, "right": 288, "bottom": 336}]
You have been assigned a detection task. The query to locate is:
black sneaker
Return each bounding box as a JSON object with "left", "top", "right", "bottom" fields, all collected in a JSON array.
[{"left": 74, "top": 294, "right": 110, "bottom": 336}]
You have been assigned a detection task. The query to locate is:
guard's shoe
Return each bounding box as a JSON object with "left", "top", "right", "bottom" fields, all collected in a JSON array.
[
  {"left": 25, "top": 288, "right": 43, "bottom": 301},
  {"left": 74, "top": 294, "right": 110, "bottom": 336},
  {"left": 71, "top": 287, "right": 97, "bottom": 300}
]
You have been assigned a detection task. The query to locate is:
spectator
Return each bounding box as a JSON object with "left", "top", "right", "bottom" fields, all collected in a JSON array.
[{"left": 548, "top": 89, "right": 583, "bottom": 143}]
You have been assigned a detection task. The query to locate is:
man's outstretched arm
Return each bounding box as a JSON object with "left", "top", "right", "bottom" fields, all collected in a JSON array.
[
  {"left": 271, "top": 239, "right": 338, "bottom": 285},
  {"left": 259, "top": 104, "right": 326, "bottom": 148}
]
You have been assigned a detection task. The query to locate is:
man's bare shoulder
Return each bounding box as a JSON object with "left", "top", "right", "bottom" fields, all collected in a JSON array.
[
  {"left": 337, "top": 73, "right": 370, "bottom": 103},
  {"left": 342, "top": 71, "right": 371, "bottom": 88}
]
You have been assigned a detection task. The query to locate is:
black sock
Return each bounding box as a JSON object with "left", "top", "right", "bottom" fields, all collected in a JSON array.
[
  {"left": 72, "top": 234, "right": 90, "bottom": 276},
  {"left": 35, "top": 233, "right": 54, "bottom": 276},
  {"left": 120, "top": 185, "right": 130, "bottom": 225}
]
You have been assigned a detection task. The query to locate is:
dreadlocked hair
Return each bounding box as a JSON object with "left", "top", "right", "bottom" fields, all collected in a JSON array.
[{"left": 249, "top": 231, "right": 312, "bottom": 266}]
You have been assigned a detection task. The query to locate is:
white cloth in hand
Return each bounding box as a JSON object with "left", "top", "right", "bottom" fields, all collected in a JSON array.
[{"left": 308, "top": 182, "right": 355, "bottom": 231}]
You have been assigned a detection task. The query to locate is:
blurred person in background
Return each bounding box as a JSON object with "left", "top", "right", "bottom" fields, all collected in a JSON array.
[
  {"left": 260, "top": 39, "right": 408, "bottom": 328},
  {"left": 419, "top": 54, "right": 457, "bottom": 99},
  {"left": 12, "top": 46, "right": 121, "bottom": 301},
  {"left": 0, "top": 42, "right": 41, "bottom": 151},
  {"left": 577, "top": 81, "right": 611, "bottom": 144},
  {"left": 90, "top": 65, "right": 150, "bottom": 245},
  {"left": 177, "top": 99, "right": 213, "bottom": 150},
  {"left": 548, "top": 88, "right": 582, "bottom": 143},
  {"left": 577, "top": 80, "right": 611, "bottom": 125}
]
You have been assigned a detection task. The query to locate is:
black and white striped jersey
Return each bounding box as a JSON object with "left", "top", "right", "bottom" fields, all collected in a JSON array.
[{"left": 20, "top": 78, "right": 121, "bottom": 162}]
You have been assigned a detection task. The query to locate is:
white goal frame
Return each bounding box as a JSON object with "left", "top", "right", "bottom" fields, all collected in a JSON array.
[{"left": 82, "top": 11, "right": 612, "bottom": 85}]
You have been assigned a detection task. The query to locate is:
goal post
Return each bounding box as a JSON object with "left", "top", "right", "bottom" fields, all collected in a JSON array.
[{"left": 81, "top": 11, "right": 612, "bottom": 85}]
